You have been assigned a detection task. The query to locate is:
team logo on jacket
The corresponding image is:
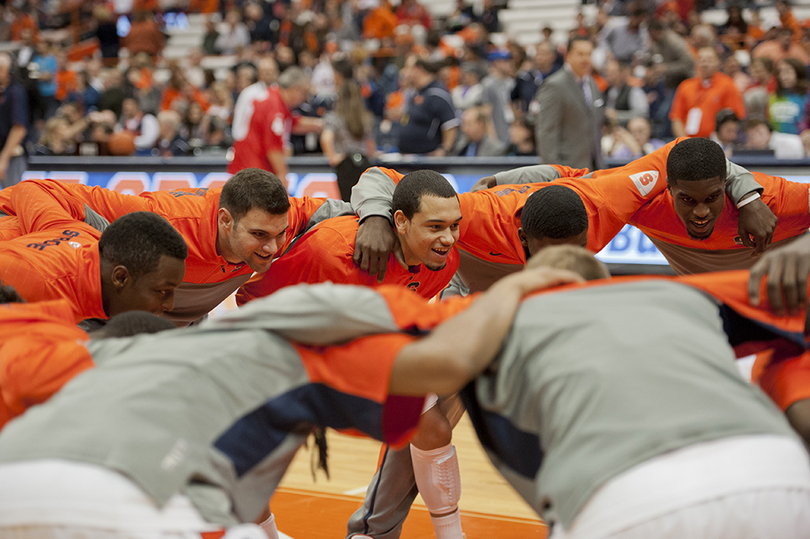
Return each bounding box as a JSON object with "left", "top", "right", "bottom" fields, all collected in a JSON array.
[{"left": 630, "top": 170, "right": 659, "bottom": 197}]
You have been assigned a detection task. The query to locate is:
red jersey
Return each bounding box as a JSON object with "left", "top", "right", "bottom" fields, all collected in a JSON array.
[
  {"left": 0, "top": 300, "right": 92, "bottom": 430},
  {"left": 228, "top": 87, "right": 297, "bottom": 174},
  {"left": 237, "top": 215, "right": 460, "bottom": 304}
]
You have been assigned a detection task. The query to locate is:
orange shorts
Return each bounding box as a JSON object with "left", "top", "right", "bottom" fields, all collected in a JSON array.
[{"left": 753, "top": 350, "right": 810, "bottom": 411}]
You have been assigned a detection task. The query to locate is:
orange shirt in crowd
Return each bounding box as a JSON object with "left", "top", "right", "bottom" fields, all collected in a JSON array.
[
  {"left": 54, "top": 68, "right": 77, "bottom": 102},
  {"left": 236, "top": 215, "right": 460, "bottom": 304},
  {"left": 669, "top": 72, "right": 746, "bottom": 138},
  {"left": 363, "top": 3, "right": 399, "bottom": 40},
  {"left": 10, "top": 13, "right": 37, "bottom": 42},
  {"left": 0, "top": 300, "right": 92, "bottom": 430},
  {"left": 188, "top": 0, "right": 220, "bottom": 13}
]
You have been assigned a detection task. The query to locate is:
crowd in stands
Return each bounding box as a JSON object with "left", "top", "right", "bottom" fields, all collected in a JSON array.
[{"left": 6, "top": 0, "right": 810, "bottom": 165}]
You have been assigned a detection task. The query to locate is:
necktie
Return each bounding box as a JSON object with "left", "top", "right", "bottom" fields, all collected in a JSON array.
[{"left": 581, "top": 79, "right": 592, "bottom": 107}]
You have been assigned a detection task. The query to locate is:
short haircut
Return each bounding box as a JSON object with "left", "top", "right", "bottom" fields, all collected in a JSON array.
[
  {"left": 392, "top": 170, "right": 457, "bottom": 220},
  {"left": 98, "top": 212, "right": 188, "bottom": 281},
  {"left": 95, "top": 310, "right": 176, "bottom": 338},
  {"left": 521, "top": 186, "right": 588, "bottom": 240},
  {"left": 277, "top": 66, "right": 309, "bottom": 89},
  {"left": 666, "top": 138, "right": 727, "bottom": 185},
  {"left": 526, "top": 244, "right": 610, "bottom": 281},
  {"left": 0, "top": 282, "right": 24, "bottom": 304},
  {"left": 220, "top": 168, "right": 291, "bottom": 221},
  {"left": 648, "top": 19, "right": 664, "bottom": 32},
  {"left": 414, "top": 57, "right": 441, "bottom": 74},
  {"left": 567, "top": 35, "right": 592, "bottom": 55},
  {"left": 744, "top": 117, "right": 771, "bottom": 131},
  {"left": 715, "top": 108, "right": 740, "bottom": 127}
]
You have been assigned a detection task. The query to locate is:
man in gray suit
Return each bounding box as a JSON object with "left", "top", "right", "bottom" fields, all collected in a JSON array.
[
  {"left": 533, "top": 36, "right": 605, "bottom": 170},
  {"left": 449, "top": 107, "right": 507, "bottom": 157}
]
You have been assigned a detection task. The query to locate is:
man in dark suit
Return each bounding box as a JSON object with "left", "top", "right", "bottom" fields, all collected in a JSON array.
[
  {"left": 533, "top": 36, "right": 605, "bottom": 169},
  {"left": 450, "top": 106, "right": 507, "bottom": 157}
]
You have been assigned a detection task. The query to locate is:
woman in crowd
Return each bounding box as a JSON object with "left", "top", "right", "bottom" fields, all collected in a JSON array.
[
  {"left": 767, "top": 58, "right": 809, "bottom": 135},
  {"left": 320, "top": 58, "right": 375, "bottom": 202}
]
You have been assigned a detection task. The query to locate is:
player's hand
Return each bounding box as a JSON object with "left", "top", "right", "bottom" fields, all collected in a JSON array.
[
  {"left": 737, "top": 196, "right": 777, "bottom": 256},
  {"left": 353, "top": 216, "right": 406, "bottom": 282},
  {"left": 470, "top": 176, "right": 497, "bottom": 192},
  {"left": 748, "top": 234, "right": 810, "bottom": 316},
  {"left": 500, "top": 266, "right": 585, "bottom": 296}
]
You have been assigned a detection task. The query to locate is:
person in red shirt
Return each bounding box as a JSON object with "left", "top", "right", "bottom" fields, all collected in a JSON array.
[
  {"left": 0, "top": 298, "right": 174, "bottom": 431},
  {"left": 1, "top": 168, "right": 345, "bottom": 325},
  {"left": 670, "top": 47, "right": 746, "bottom": 138},
  {"left": 0, "top": 209, "right": 187, "bottom": 325},
  {"left": 228, "top": 67, "right": 322, "bottom": 186}
]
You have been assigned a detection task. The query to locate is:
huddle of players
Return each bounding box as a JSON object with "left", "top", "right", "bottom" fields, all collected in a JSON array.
[{"left": 1, "top": 137, "right": 810, "bottom": 537}]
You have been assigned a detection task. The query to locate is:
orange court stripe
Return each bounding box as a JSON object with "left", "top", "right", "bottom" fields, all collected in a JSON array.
[{"left": 271, "top": 487, "right": 548, "bottom": 539}]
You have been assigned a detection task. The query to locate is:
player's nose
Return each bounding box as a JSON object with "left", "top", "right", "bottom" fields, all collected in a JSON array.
[{"left": 693, "top": 204, "right": 711, "bottom": 218}]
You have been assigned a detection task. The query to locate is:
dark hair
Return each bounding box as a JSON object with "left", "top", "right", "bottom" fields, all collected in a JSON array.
[
  {"left": 0, "top": 282, "right": 24, "bottom": 304},
  {"left": 414, "top": 57, "right": 441, "bottom": 74},
  {"left": 392, "top": 170, "right": 457, "bottom": 220},
  {"left": 666, "top": 138, "right": 727, "bottom": 185},
  {"left": 219, "top": 168, "right": 291, "bottom": 221},
  {"left": 776, "top": 58, "right": 810, "bottom": 96},
  {"left": 521, "top": 185, "right": 588, "bottom": 240},
  {"left": 566, "top": 35, "right": 592, "bottom": 55},
  {"left": 648, "top": 19, "right": 663, "bottom": 32},
  {"left": 744, "top": 117, "right": 771, "bottom": 131},
  {"left": 715, "top": 108, "right": 740, "bottom": 127},
  {"left": 98, "top": 212, "right": 188, "bottom": 281},
  {"left": 96, "top": 310, "right": 176, "bottom": 338}
]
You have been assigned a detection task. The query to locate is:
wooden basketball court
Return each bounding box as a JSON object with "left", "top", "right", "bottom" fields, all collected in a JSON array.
[{"left": 273, "top": 416, "right": 548, "bottom": 538}]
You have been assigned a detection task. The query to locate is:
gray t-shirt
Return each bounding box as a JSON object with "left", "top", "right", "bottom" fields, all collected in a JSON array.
[{"left": 462, "top": 280, "right": 796, "bottom": 527}]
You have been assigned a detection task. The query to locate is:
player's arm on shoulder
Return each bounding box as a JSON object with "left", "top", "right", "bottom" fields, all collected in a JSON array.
[
  {"left": 351, "top": 168, "right": 406, "bottom": 281},
  {"left": 748, "top": 233, "right": 810, "bottom": 315},
  {"left": 727, "top": 161, "right": 777, "bottom": 254},
  {"left": 471, "top": 164, "right": 585, "bottom": 192},
  {"left": 10, "top": 180, "right": 87, "bottom": 234},
  {"left": 388, "top": 267, "right": 583, "bottom": 395}
]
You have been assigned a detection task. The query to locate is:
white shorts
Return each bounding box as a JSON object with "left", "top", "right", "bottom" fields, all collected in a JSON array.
[
  {"left": 0, "top": 459, "right": 267, "bottom": 539},
  {"left": 551, "top": 435, "right": 810, "bottom": 539}
]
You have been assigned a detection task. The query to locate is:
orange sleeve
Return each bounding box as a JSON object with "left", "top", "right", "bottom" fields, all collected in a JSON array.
[
  {"left": 0, "top": 336, "right": 93, "bottom": 423},
  {"left": 375, "top": 286, "right": 477, "bottom": 331},
  {"left": 10, "top": 180, "right": 88, "bottom": 234},
  {"left": 551, "top": 165, "right": 590, "bottom": 178},
  {"left": 0, "top": 216, "right": 20, "bottom": 241},
  {"left": 284, "top": 196, "right": 329, "bottom": 244},
  {"left": 457, "top": 186, "right": 536, "bottom": 265}
]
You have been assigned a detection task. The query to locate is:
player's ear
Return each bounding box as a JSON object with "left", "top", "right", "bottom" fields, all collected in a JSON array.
[
  {"left": 110, "top": 265, "right": 132, "bottom": 290},
  {"left": 518, "top": 227, "right": 528, "bottom": 247},
  {"left": 393, "top": 210, "right": 409, "bottom": 234},
  {"left": 217, "top": 207, "right": 233, "bottom": 230}
]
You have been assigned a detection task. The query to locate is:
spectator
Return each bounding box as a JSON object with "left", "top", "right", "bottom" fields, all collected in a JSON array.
[
  {"left": 776, "top": 0, "right": 802, "bottom": 42},
  {"left": 123, "top": 12, "right": 166, "bottom": 59},
  {"left": 505, "top": 116, "right": 535, "bottom": 156},
  {"left": 647, "top": 19, "right": 694, "bottom": 90},
  {"left": 752, "top": 27, "right": 810, "bottom": 65},
  {"left": 670, "top": 47, "right": 745, "bottom": 139},
  {"left": 452, "top": 63, "right": 484, "bottom": 112},
  {"left": 153, "top": 110, "right": 189, "bottom": 157},
  {"left": 228, "top": 67, "right": 321, "bottom": 184},
  {"left": 320, "top": 59, "right": 375, "bottom": 202},
  {"left": 710, "top": 108, "right": 740, "bottom": 157},
  {"left": 0, "top": 53, "right": 28, "bottom": 189},
  {"left": 768, "top": 58, "right": 809, "bottom": 135},
  {"left": 479, "top": 0, "right": 500, "bottom": 33},
  {"left": 363, "top": 0, "right": 399, "bottom": 40},
  {"left": 33, "top": 116, "right": 75, "bottom": 155},
  {"left": 180, "top": 101, "right": 206, "bottom": 144},
  {"left": 744, "top": 56, "right": 774, "bottom": 120},
  {"left": 602, "top": 59, "right": 648, "bottom": 126},
  {"left": 215, "top": 9, "right": 251, "bottom": 55},
  {"left": 232, "top": 56, "right": 277, "bottom": 143},
  {"left": 118, "top": 96, "right": 159, "bottom": 154},
  {"left": 245, "top": 2, "right": 275, "bottom": 45},
  {"left": 31, "top": 40, "right": 57, "bottom": 122},
  {"left": 450, "top": 106, "right": 507, "bottom": 157},
  {"left": 598, "top": 6, "right": 648, "bottom": 64},
  {"left": 93, "top": 5, "right": 119, "bottom": 68},
  {"left": 396, "top": 0, "right": 432, "bottom": 30},
  {"left": 206, "top": 82, "right": 233, "bottom": 123},
  {"left": 398, "top": 56, "right": 458, "bottom": 155},
  {"left": 718, "top": 5, "right": 748, "bottom": 52},
  {"left": 722, "top": 54, "right": 750, "bottom": 94},
  {"left": 603, "top": 116, "right": 664, "bottom": 159},
  {"left": 0, "top": 6, "right": 10, "bottom": 43},
  {"left": 481, "top": 49, "right": 515, "bottom": 144},
  {"left": 744, "top": 117, "right": 805, "bottom": 158},
  {"left": 53, "top": 48, "right": 77, "bottom": 105},
  {"left": 201, "top": 14, "right": 221, "bottom": 56},
  {"left": 75, "top": 71, "right": 100, "bottom": 110},
  {"left": 534, "top": 36, "right": 604, "bottom": 170},
  {"left": 512, "top": 41, "right": 558, "bottom": 116}
]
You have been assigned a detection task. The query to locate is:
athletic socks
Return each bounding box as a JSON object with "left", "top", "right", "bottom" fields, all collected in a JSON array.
[
  {"left": 411, "top": 443, "right": 463, "bottom": 539},
  {"left": 259, "top": 512, "right": 280, "bottom": 539}
]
